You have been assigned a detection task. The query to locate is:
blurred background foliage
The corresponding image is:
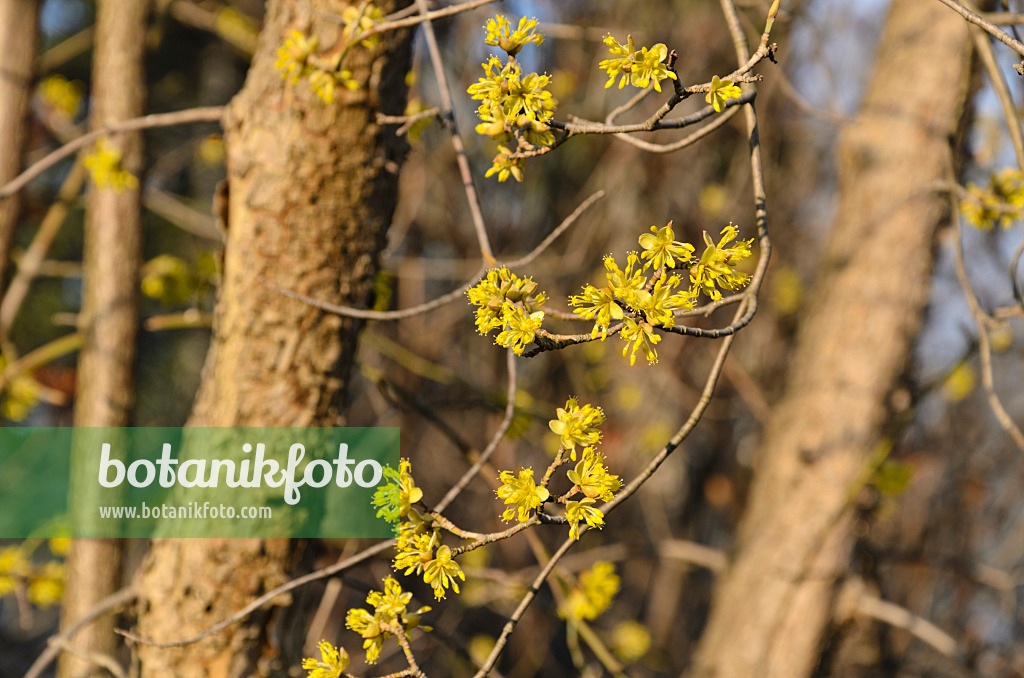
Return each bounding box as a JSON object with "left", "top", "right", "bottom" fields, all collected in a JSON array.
[{"left": 3, "top": 0, "right": 1024, "bottom": 676}]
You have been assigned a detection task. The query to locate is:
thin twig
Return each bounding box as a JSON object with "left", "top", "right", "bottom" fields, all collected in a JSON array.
[
  {"left": 946, "top": 167, "right": 1024, "bottom": 453},
  {"left": 0, "top": 106, "right": 225, "bottom": 198},
  {"left": 504, "top": 190, "right": 605, "bottom": 268},
  {"left": 261, "top": 268, "right": 486, "bottom": 320},
  {"left": 435, "top": 349, "right": 517, "bottom": 513},
  {"left": 392, "top": 622, "right": 428, "bottom": 678},
  {"left": 47, "top": 638, "right": 127, "bottom": 678},
  {"left": 933, "top": 0, "right": 1024, "bottom": 68},
  {"left": 613, "top": 105, "right": 741, "bottom": 154},
  {"left": 969, "top": 13, "right": 1024, "bottom": 167},
  {"left": 414, "top": 0, "right": 495, "bottom": 264},
  {"left": 23, "top": 586, "right": 137, "bottom": 678},
  {"left": 263, "top": 190, "right": 603, "bottom": 320},
  {"left": 116, "top": 540, "right": 395, "bottom": 648},
  {"left": 0, "top": 161, "right": 87, "bottom": 342},
  {"left": 471, "top": 534, "right": 577, "bottom": 678}
]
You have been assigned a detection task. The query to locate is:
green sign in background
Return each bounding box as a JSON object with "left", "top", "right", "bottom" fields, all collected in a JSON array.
[{"left": 0, "top": 427, "right": 399, "bottom": 538}]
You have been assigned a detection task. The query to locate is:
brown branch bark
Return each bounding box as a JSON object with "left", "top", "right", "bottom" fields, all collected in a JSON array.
[
  {"left": 0, "top": 0, "right": 39, "bottom": 293},
  {"left": 131, "top": 1, "right": 414, "bottom": 676},
  {"left": 60, "top": 2, "right": 148, "bottom": 678},
  {"left": 689, "top": 1, "right": 976, "bottom": 676}
]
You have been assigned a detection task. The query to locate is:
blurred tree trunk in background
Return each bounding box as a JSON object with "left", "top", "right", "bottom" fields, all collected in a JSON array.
[
  {"left": 690, "top": 1, "right": 975, "bottom": 676},
  {"left": 60, "top": 0, "right": 148, "bottom": 676},
  {"left": 0, "top": 0, "right": 39, "bottom": 297},
  {"left": 133, "top": 0, "right": 413, "bottom": 675}
]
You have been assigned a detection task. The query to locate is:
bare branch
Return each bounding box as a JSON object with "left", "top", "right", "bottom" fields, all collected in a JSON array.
[
  {"left": 116, "top": 540, "right": 395, "bottom": 648},
  {"left": 933, "top": 0, "right": 1024, "bottom": 69},
  {"left": 0, "top": 106, "right": 225, "bottom": 199}
]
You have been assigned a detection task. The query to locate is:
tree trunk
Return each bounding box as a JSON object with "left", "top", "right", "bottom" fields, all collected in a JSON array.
[
  {"left": 0, "top": 0, "right": 38, "bottom": 296},
  {"left": 690, "top": 2, "right": 975, "bottom": 676},
  {"left": 61, "top": 1, "right": 147, "bottom": 676},
  {"left": 133, "top": 1, "right": 412, "bottom": 676}
]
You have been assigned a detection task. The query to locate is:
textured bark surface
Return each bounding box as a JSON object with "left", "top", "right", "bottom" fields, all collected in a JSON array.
[
  {"left": 134, "top": 1, "right": 412, "bottom": 676},
  {"left": 0, "top": 0, "right": 38, "bottom": 294},
  {"left": 61, "top": 1, "right": 147, "bottom": 677},
  {"left": 690, "top": 2, "right": 974, "bottom": 677}
]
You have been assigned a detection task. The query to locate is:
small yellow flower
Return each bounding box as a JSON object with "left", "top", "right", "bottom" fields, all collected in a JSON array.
[
  {"left": 37, "top": 75, "right": 84, "bottom": 120},
  {"left": 548, "top": 398, "right": 605, "bottom": 458},
  {"left": 27, "top": 561, "right": 65, "bottom": 607},
  {"left": 566, "top": 497, "right": 605, "bottom": 540},
  {"left": 0, "top": 355, "right": 42, "bottom": 422},
  {"left": 423, "top": 544, "right": 465, "bottom": 599},
  {"left": 690, "top": 223, "right": 753, "bottom": 300},
  {"left": 83, "top": 138, "right": 138, "bottom": 193},
  {"left": 705, "top": 75, "right": 742, "bottom": 113},
  {"left": 495, "top": 303, "right": 544, "bottom": 354},
  {"left": 302, "top": 640, "right": 349, "bottom": 678},
  {"left": 560, "top": 561, "right": 620, "bottom": 620},
  {"left": 599, "top": 35, "right": 677, "bottom": 92},
  {"left": 611, "top": 620, "right": 652, "bottom": 662},
  {"left": 372, "top": 458, "right": 422, "bottom": 524},
  {"left": 638, "top": 221, "right": 694, "bottom": 270},
  {"left": 0, "top": 545, "right": 31, "bottom": 596},
  {"left": 275, "top": 30, "right": 318, "bottom": 84},
  {"left": 962, "top": 168, "right": 1024, "bottom": 230},
  {"left": 566, "top": 447, "right": 621, "bottom": 502},
  {"left": 484, "top": 15, "right": 544, "bottom": 57},
  {"left": 341, "top": 4, "right": 384, "bottom": 48},
  {"left": 485, "top": 146, "right": 525, "bottom": 183},
  {"left": 620, "top": 317, "right": 660, "bottom": 365}
]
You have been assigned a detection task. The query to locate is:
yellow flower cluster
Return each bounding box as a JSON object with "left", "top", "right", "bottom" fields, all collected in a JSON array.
[
  {"left": 484, "top": 14, "right": 544, "bottom": 56},
  {"left": 382, "top": 460, "right": 466, "bottom": 600},
  {"left": 549, "top": 397, "right": 605, "bottom": 459},
  {"left": 0, "top": 355, "right": 41, "bottom": 422},
  {"left": 83, "top": 138, "right": 138, "bottom": 193},
  {"left": 599, "top": 34, "right": 677, "bottom": 92},
  {"left": 962, "top": 168, "right": 1024, "bottom": 230},
  {"left": 274, "top": 21, "right": 371, "bottom": 104},
  {"left": 37, "top": 75, "right": 84, "bottom": 120},
  {"left": 340, "top": 3, "right": 384, "bottom": 48},
  {"left": 494, "top": 397, "right": 619, "bottom": 540},
  {"left": 571, "top": 221, "right": 752, "bottom": 364},
  {"left": 372, "top": 458, "right": 422, "bottom": 525},
  {"left": 345, "top": 577, "right": 431, "bottom": 664},
  {"left": 690, "top": 224, "right": 754, "bottom": 301},
  {"left": 302, "top": 639, "right": 348, "bottom": 678},
  {"left": 467, "top": 267, "right": 547, "bottom": 355},
  {"left": 564, "top": 447, "right": 621, "bottom": 539},
  {"left": 141, "top": 255, "right": 195, "bottom": 307},
  {"left": 470, "top": 16, "right": 557, "bottom": 182},
  {"left": 560, "top": 561, "right": 620, "bottom": 621},
  {"left": 0, "top": 544, "right": 65, "bottom": 607}
]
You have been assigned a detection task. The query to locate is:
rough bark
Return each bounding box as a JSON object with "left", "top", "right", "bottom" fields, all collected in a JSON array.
[
  {"left": 0, "top": 0, "right": 38, "bottom": 295},
  {"left": 60, "top": 1, "right": 147, "bottom": 677},
  {"left": 133, "top": 1, "right": 412, "bottom": 676},
  {"left": 690, "top": 2, "right": 975, "bottom": 677}
]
